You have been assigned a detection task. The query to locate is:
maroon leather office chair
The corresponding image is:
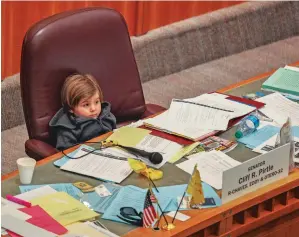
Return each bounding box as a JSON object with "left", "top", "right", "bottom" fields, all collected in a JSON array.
[{"left": 20, "top": 7, "right": 165, "bottom": 160}]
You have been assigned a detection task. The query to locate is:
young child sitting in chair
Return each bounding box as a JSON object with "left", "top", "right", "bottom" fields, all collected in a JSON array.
[{"left": 49, "top": 74, "right": 116, "bottom": 150}]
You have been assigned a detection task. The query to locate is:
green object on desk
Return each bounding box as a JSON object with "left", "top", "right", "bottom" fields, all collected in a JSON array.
[{"left": 262, "top": 68, "right": 299, "bottom": 97}]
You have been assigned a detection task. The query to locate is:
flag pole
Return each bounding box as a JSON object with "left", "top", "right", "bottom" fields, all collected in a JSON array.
[
  {"left": 149, "top": 177, "right": 159, "bottom": 193},
  {"left": 148, "top": 183, "right": 169, "bottom": 226},
  {"left": 148, "top": 182, "right": 175, "bottom": 231},
  {"left": 171, "top": 191, "right": 186, "bottom": 223}
]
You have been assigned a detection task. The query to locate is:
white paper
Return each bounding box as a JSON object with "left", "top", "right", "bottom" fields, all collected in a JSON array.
[
  {"left": 145, "top": 93, "right": 255, "bottom": 140},
  {"left": 177, "top": 150, "right": 241, "bottom": 190},
  {"left": 145, "top": 111, "right": 215, "bottom": 140},
  {"left": 187, "top": 93, "right": 255, "bottom": 119},
  {"left": 254, "top": 137, "right": 299, "bottom": 163},
  {"left": 135, "top": 134, "right": 182, "bottom": 168},
  {"left": 1, "top": 198, "right": 32, "bottom": 221},
  {"left": 2, "top": 214, "right": 56, "bottom": 237},
  {"left": 1, "top": 197, "right": 23, "bottom": 209},
  {"left": 15, "top": 185, "right": 57, "bottom": 201},
  {"left": 60, "top": 148, "right": 133, "bottom": 183},
  {"left": 166, "top": 211, "right": 190, "bottom": 221},
  {"left": 93, "top": 135, "right": 182, "bottom": 169},
  {"left": 257, "top": 93, "right": 299, "bottom": 126},
  {"left": 95, "top": 184, "right": 112, "bottom": 197},
  {"left": 284, "top": 65, "right": 299, "bottom": 72},
  {"left": 85, "top": 222, "right": 120, "bottom": 237},
  {"left": 165, "top": 99, "right": 232, "bottom": 131}
]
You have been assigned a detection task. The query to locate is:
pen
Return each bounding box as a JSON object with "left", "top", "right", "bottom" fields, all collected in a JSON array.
[
  {"left": 173, "top": 99, "right": 234, "bottom": 112},
  {"left": 6, "top": 195, "right": 32, "bottom": 208},
  {"left": 81, "top": 148, "right": 129, "bottom": 161}
]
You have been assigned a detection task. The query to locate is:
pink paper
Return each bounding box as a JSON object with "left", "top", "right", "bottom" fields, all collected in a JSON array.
[
  {"left": 7, "top": 205, "right": 67, "bottom": 236},
  {"left": 6, "top": 230, "right": 21, "bottom": 237}
]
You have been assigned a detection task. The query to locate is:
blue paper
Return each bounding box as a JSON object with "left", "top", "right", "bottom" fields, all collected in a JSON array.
[
  {"left": 153, "top": 183, "right": 221, "bottom": 212},
  {"left": 19, "top": 183, "right": 83, "bottom": 200},
  {"left": 102, "top": 185, "right": 171, "bottom": 225},
  {"left": 292, "top": 126, "right": 299, "bottom": 137},
  {"left": 83, "top": 183, "right": 122, "bottom": 213},
  {"left": 238, "top": 125, "right": 280, "bottom": 149},
  {"left": 53, "top": 145, "right": 111, "bottom": 182}
]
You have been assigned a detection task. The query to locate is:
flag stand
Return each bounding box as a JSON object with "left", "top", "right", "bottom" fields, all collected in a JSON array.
[
  {"left": 171, "top": 191, "right": 186, "bottom": 223},
  {"left": 147, "top": 182, "right": 172, "bottom": 231},
  {"left": 162, "top": 223, "right": 176, "bottom": 231}
]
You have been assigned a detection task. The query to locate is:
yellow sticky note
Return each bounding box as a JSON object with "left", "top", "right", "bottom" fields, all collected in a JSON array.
[
  {"left": 106, "top": 127, "right": 151, "bottom": 147},
  {"left": 30, "top": 192, "right": 99, "bottom": 226},
  {"left": 62, "top": 222, "right": 107, "bottom": 237},
  {"left": 168, "top": 142, "right": 200, "bottom": 163}
]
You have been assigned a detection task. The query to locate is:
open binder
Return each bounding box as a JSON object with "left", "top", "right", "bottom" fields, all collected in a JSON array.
[{"left": 142, "top": 93, "right": 265, "bottom": 145}]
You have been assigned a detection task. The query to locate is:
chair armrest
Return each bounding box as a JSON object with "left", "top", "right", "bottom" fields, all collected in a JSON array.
[
  {"left": 141, "top": 103, "right": 166, "bottom": 119},
  {"left": 25, "top": 139, "right": 58, "bottom": 161}
]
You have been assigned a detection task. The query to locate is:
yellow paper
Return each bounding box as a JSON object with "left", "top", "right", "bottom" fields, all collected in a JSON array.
[
  {"left": 61, "top": 222, "right": 106, "bottom": 237},
  {"left": 186, "top": 164, "right": 205, "bottom": 206},
  {"left": 30, "top": 192, "right": 99, "bottom": 226},
  {"left": 169, "top": 142, "right": 200, "bottom": 163},
  {"left": 106, "top": 127, "right": 151, "bottom": 147}
]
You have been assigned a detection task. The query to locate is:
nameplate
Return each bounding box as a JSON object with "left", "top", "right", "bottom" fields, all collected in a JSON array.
[{"left": 222, "top": 143, "right": 290, "bottom": 204}]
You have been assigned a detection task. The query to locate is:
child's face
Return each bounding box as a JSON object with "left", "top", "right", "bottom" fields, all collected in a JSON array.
[{"left": 72, "top": 92, "right": 102, "bottom": 119}]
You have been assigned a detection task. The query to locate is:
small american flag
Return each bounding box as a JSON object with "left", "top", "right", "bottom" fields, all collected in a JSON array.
[
  {"left": 149, "top": 187, "right": 158, "bottom": 203},
  {"left": 143, "top": 190, "right": 157, "bottom": 228}
]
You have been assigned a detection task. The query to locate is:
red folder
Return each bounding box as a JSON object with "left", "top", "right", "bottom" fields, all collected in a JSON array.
[{"left": 142, "top": 94, "right": 265, "bottom": 145}]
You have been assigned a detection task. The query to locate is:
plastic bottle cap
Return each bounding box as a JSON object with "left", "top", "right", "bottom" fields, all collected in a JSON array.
[{"left": 235, "top": 130, "right": 243, "bottom": 139}]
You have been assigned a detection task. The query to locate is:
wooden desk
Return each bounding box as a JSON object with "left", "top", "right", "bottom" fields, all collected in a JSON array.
[{"left": 2, "top": 63, "right": 299, "bottom": 237}]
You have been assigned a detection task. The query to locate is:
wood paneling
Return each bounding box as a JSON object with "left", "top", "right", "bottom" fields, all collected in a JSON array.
[
  {"left": 1, "top": 1, "right": 139, "bottom": 79},
  {"left": 1, "top": 1, "right": 242, "bottom": 79}
]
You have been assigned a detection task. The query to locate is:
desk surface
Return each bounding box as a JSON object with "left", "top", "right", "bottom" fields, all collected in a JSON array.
[{"left": 2, "top": 63, "right": 299, "bottom": 237}]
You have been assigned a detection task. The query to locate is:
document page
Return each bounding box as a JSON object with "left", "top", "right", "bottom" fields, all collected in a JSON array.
[
  {"left": 145, "top": 111, "right": 216, "bottom": 140},
  {"left": 164, "top": 99, "right": 232, "bottom": 131},
  {"left": 135, "top": 134, "right": 182, "bottom": 168},
  {"left": 187, "top": 93, "right": 255, "bottom": 119},
  {"left": 60, "top": 148, "right": 132, "bottom": 183},
  {"left": 257, "top": 93, "right": 299, "bottom": 126},
  {"left": 176, "top": 150, "right": 241, "bottom": 190}
]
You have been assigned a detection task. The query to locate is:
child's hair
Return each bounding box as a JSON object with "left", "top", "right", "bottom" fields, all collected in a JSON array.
[{"left": 61, "top": 74, "right": 104, "bottom": 110}]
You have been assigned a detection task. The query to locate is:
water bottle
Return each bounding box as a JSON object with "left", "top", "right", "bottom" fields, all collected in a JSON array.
[{"left": 235, "top": 114, "right": 260, "bottom": 139}]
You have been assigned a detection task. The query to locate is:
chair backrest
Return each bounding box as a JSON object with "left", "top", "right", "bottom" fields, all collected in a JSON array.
[{"left": 20, "top": 7, "right": 146, "bottom": 143}]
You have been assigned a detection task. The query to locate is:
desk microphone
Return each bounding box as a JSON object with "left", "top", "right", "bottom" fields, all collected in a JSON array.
[{"left": 117, "top": 145, "right": 163, "bottom": 164}]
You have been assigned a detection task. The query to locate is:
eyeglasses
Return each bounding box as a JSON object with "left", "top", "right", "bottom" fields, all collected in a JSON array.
[{"left": 117, "top": 207, "right": 143, "bottom": 226}]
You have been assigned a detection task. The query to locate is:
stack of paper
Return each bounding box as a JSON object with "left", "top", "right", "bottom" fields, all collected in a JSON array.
[
  {"left": 30, "top": 192, "right": 99, "bottom": 225},
  {"left": 261, "top": 67, "right": 299, "bottom": 98},
  {"left": 257, "top": 93, "right": 299, "bottom": 126},
  {"left": 60, "top": 146, "right": 133, "bottom": 183},
  {"left": 176, "top": 150, "right": 241, "bottom": 190},
  {"left": 145, "top": 93, "right": 256, "bottom": 141}
]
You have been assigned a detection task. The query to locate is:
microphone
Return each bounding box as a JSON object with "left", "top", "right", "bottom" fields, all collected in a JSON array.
[{"left": 117, "top": 145, "right": 163, "bottom": 164}]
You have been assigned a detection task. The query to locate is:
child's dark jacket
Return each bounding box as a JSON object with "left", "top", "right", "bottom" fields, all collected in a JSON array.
[{"left": 49, "top": 102, "right": 116, "bottom": 150}]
